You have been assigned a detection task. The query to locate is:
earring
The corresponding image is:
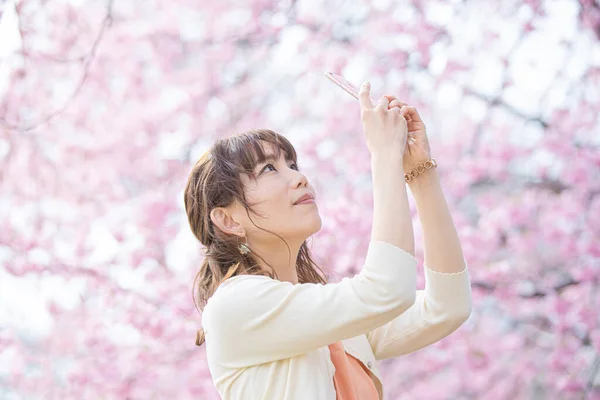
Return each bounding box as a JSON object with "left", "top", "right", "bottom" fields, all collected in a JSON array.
[{"left": 238, "top": 235, "right": 251, "bottom": 255}]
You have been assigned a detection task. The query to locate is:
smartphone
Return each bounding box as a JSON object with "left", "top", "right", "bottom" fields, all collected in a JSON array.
[{"left": 325, "top": 72, "right": 377, "bottom": 103}]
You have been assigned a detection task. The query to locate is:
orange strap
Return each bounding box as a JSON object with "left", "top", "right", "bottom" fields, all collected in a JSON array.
[{"left": 328, "top": 342, "right": 379, "bottom": 400}]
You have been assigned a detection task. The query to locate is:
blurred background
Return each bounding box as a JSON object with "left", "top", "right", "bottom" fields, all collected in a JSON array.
[{"left": 0, "top": 0, "right": 599, "bottom": 398}]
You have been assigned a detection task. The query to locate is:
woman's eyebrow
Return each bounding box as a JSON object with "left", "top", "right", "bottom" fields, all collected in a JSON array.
[
  {"left": 259, "top": 153, "right": 283, "bottom": 165},
  {"left": 263, "top": 154, "right": 279, "bottom": 162},
  {"left": 255, "top": 151, "right": 294, "bottom": 170},
  {"left": 253, "top": 154, "right": 278, "bottom": 173}
]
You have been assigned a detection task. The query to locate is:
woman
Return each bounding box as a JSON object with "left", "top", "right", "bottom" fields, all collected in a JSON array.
[{"left": 183, "top": 82, "right": 472, "bottom": 399}]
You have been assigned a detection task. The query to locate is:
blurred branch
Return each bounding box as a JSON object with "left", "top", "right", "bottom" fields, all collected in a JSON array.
[
  {"left": 15, "top": 0, "right": 26, "bottom": 57},
  {"left": 463, "top": 88, "right": 550, "bottom": 129},
  {"left": 471, "top": 276, "right": 582, "bottom": 299},
  {"left": 0, "top": 0, "right": 114, "bottom": 133},
  {"left": 584, "top": 355, "right": 600, "bottom": 399},
  {"left": 469, "top": 175, "right": 572, "bottom": 195},
  {"left": 578, "top": 0, "right": 600, "bottom": 40},
  {"left": 4, "top": 259, "right": 161, "bottom": 308}
]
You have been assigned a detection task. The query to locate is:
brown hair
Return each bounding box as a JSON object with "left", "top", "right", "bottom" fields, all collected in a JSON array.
[{"left": 184, "top": 129, "right": 328, "bottom": 346}]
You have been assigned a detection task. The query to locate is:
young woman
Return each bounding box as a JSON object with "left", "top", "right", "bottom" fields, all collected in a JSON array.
[{"left": 184, "top": 82, "right": 472, "bottom": 399}]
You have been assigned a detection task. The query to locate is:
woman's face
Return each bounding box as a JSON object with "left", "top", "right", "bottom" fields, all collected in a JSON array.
[{"left": 235, "top": 141, "right": 322, "bottom": 244}]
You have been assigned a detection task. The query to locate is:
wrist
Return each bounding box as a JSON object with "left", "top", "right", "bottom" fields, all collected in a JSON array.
[
  {"left": 404, "top": 158, "right": 437, "bottom": 184},
  {"left": 408, "top": 167, "right": 440, "bottom": 193},
  {"left": 370, "top": 151, "right": 403, "bottom": 164}
]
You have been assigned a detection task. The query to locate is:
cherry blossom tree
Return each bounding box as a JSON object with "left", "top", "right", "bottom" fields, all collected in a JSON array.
[{"left": 0, "top": 0, "right": 599, "bottom": 398}]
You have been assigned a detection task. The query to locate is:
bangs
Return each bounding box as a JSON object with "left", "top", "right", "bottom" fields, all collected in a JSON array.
[{"left": 226, "top": 129, "right": 298, "bottom": 178}]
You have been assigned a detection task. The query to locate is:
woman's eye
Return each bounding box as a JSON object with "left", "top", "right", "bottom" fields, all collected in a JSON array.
[
  {"left": 261, "top": 163, "right": 299, "bottom": 174},
  {"left": 263, "top": 163, "right": 276, "bottom": 172}
]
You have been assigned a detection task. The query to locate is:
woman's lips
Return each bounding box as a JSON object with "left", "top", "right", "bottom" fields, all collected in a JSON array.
[{"left": 295, "top": 198, "right": 315, "bottom": 205}]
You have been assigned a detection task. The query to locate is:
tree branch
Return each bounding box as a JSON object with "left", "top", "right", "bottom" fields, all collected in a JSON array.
[{"left": 0, "top": 0, "right": 114, "bottom": 133}]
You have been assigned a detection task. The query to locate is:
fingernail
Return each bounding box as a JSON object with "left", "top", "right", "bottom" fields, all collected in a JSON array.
[{"left": 363, "top": 81, "right": 370, "bottom": 88}]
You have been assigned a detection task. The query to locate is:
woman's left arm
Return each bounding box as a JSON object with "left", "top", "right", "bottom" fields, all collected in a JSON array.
[
  {"left": 386, "top": 99, "right": 465, "bottom": 274},
  {"left": 366, "top": 168, "right": 472, "bottom": 359},
  {"left": 366, "top": 100, "right": 472, "bottom": 359},
  {"left": 366, "top": 259, "right": 471, "bottom": 360}
]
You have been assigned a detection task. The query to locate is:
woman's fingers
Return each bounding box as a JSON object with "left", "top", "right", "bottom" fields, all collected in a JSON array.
[
  {"left": 359, "top": 89, "right": 409, "bottom": 155},
  {"left": 360, "top": 88, "right": 419, "bottom": 126},
  {"left": 399, "top": 105, "right": 422, "bottom": 122},
  {"left": 387, "top": 98, "right": 412, "bottom": 121},
  {"left": 360, "top": 90, "right": 411, "bottom": 113},
  {"left": 388, "top": 99, "right": 407, "bottom": 108},
  {"left": 359, "top": 82, "right": 374, "bottom": 110},
  {"left": 376, "top": 95, "right": 390, "bottom": 109}
]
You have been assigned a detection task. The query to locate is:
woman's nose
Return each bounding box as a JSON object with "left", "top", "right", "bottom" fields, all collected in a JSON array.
[{"left": 292, "top": 170, "right": 308, "bottom": 188}]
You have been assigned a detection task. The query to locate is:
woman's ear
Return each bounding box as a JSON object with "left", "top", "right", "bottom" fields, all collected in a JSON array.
[{"left": 210, "top": 207, "right": 244, "bottom": 237}]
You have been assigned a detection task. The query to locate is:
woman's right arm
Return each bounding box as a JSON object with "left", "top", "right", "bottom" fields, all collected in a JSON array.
[
  {"left": 202, "top": 83, "right": 417, "bottom": 368},
  {"left": 370, "top": 153, "right": 414, "bottom": 257},
  {"left": 202, "top": 241, "right": 417, "bottom": 368},
  {"left": 362, "top": 81, "right": 415, "bottom": 257}
]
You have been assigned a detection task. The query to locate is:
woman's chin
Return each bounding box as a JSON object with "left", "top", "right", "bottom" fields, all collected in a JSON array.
[{"left": 306, "top": 217, "right": 323, "bottom": 236}]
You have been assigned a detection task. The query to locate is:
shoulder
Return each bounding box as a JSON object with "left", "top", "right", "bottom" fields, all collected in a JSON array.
[
  {"left": 202, "top": 275, "right": 279, "bottom": 329},
  {"left": 207, "top": 274, "right": 273, "bottom": 305}
]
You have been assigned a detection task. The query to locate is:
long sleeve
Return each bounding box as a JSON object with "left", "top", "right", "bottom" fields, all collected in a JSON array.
[
  {"left": 366, "top": 259, "right": 472, "bottom": 360},
  {"left": 201, "top": 240, "right": 417, "bottom": 369}
]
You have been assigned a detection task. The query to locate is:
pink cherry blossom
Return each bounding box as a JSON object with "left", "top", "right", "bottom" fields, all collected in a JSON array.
[{"left": 1, "top": 0, "right": 599, "bottom": 398}]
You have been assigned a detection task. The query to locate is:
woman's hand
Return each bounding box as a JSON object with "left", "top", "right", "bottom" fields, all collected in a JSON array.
[
  {"left": 383, "top": 95, "right": 433, "bottom": 174},
  {"left": 358, "top": 82, "right": 408, "bottom": 158}
]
